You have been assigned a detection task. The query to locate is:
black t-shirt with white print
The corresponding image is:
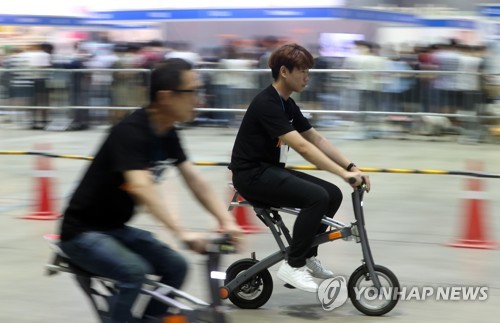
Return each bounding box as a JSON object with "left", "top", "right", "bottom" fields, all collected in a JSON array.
[
  {"left": 229, "top": 85, "right": 311, "bottom": 171},
  {"left": 60, "top": 108, "right": 187, "bottom": 241}
]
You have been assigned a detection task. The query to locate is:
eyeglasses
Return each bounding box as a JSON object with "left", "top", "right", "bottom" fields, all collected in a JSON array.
[
  {"left": 172, "top": 89, "right": 199, "bottom": 94},
  {"left": 171, "top": 88, "right": 203, "bottom": 100},
  {"left": 171, "top": 87, "right": 202, "bottom": 96}
]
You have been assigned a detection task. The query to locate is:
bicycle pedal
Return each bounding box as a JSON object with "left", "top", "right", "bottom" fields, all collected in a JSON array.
[{"left": 283, "top": 283, "right": 296, "bottom": 289}]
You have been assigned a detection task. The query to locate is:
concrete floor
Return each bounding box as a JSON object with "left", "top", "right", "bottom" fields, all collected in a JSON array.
[{"left": 1, "top": 124, "right": 499, "bottom": 323}]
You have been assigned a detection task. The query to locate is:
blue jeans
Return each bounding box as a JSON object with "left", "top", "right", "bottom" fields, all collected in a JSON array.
[{"left": 59, "top": 226, "right": 188, "bottom": 323}]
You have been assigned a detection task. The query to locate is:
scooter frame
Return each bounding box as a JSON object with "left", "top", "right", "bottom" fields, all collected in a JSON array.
[
  {"left": 220, "top": 182, "right": 399, "bottom": 316},
  {"left": 45, "top": 234, "right": 234, "bottom": 323}
]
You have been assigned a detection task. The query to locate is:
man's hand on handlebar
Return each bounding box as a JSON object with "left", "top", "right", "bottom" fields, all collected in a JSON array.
[
  {"left": 344, "top": 171, "right": 371, "bottom": 192},
  {"left": 177, "top": 220, "right": 243, "bottom": 254},
  {"left": 179, "top": 231, "right": 208, "bottom": 254},
  {"left": 220, "top": 220, "right": 244, "bottom": 250}
]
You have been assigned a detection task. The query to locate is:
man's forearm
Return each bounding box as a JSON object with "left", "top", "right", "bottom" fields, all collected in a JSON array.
[
  {"left": 124, "top": 170, "right": 185, "bottom": 237},
  {"left": 135, "top": 186, "right": 184, "bottom": 234},
  {"left": 302, "top": 129, "right": 352, "bottom": 169},
  {"left": 299, "top": 144, "right": 347, "bottom": 177},
  {"left": 313, "top": 135, "right": 352, "bottom": 169},
  {"left": 284, "top": 131, "right": 348, "bottom": 177},
  {"left": 184, "top": 176, "right": 235, "bottom": 227}
]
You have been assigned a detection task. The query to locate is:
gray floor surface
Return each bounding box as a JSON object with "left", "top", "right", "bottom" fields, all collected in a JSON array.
[{"left": 1, "top": 124, "right": 499, "bottom": 323}]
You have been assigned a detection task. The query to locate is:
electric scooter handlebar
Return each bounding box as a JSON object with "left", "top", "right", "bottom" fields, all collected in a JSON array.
[
  {"left": 205, "top": 234, "right": 236, "bottom": 255},
  {"left": 183, "top": 234, "right": 236, "bottom": 255},
  {"left": 349, "top": 177, "right": 367, "bottom": 190}
]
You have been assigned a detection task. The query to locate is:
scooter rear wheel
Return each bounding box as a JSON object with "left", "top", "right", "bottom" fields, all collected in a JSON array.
[{"left": 224, "top": 258, "right": 273, "bottom": 309}]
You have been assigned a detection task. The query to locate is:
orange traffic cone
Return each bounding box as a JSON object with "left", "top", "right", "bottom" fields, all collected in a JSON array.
[
  {"left": 226, "top": 180, "right": 263, "bottom": 234},
  {"left": 447, "top": 160, "right": 496, "bottom": 249},
  {"left": 21, "top": 145, "right": 60, "bottom": 220},
  {"left": 232, "top": 194, "right": 264, "bottom": 234}
]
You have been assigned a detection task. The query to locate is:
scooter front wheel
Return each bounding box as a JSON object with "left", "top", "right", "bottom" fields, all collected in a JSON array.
[{"left": 347, "top": 264, "right": 400, "bottom": 316}]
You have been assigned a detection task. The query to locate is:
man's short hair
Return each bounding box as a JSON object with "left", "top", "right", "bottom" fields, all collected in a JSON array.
[
  {"left": 149, "top": 58, "right": 193, "bottom": 102},
  {"left": 268, "top": 43, "right": 314, "bottom": 81}
]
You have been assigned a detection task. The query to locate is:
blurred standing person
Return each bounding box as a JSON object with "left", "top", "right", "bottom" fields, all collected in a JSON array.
[
  {"left": 415, "top": 45, "right": 438, "bottom": 113},
  {"left": 58, "top": 58, "right": 242, "bottom": 323},
  {"left": 32, "top": 43, "right": 52, "bottom": 129},
  {"left": 479, "top": 44, "right": 498, "bottom": 105},
  {"left": 86, "top": 43, "right": 119, "bottom": 122},
  {"left": 342, "top": 41, "right": 387, "bottom": 138},
  {"left": 140, "top": 40, "right": 167, "bottom": 70},
  {"left": 229, "top": 43, "right": 368, "bottom": 292},
  {"left": 164, "top": 42, "right": 202, "bottom": 67},
  {"left": 66, "top": 42, "right": 92, "bottom": 130},
  {"left": 210, "top": 42, "right": 237, "bottom": 125},
  {"left": 221, "top": 46, "right": 258, "bottom": 113},
  {"left": 13, "top": 44, "right": 51, "bottom": 129},
  {"left": 110, "top": 43, "right": 147, "bottom": 125},
  {"left": 213, "top": 42, "right": 257, "bottom": 126},
  {"left": 4, "top": 46, "right": 30, "bottom": 108},
  {"left": 479, "top": 44, "right": 500, "bottom": 132},
  {"left": 431, "top": 42, "right": 461, "bottom": 114},
  {"left": 382, "top": 53, "right": 414, "bottom": 113},
  {"left": 379, "top": 51, "right": 415, "bottom": 135},
  {"left": 457, "top": 45, "right": 489, "bottom": 142},
  {"left": 457, "top": 45, "right": 483, "bottom": 112},
  {"left": 257, "top": 36, "right": 280, "bottom": 88}
]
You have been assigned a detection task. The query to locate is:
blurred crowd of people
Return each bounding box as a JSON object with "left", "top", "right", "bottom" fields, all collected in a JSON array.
[
  {"left": 314, "top": 39, "right": 500, "bottom": 139},
  {"left": 318, "top": 39, "right": 497, "bottom": 114},
  {"left": 0, "top": 36, "right": 498, "bottom": 134},
  {"left": 0, "top": 36, "right": 284, "bottom": 129}
]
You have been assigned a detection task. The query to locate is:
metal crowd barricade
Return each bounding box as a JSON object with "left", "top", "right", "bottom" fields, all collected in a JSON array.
[
  {"left": 0, "top": 68, "right": 150, "bottom": 130},
  {"left": 306, "top": 69, "right": 500, "bottom": 141},
  {"left": 196, "top": 68, "right": 500, "bottom": 142},
  {"left": 0, "top": 67, "right": 498, "bottom": 142}
]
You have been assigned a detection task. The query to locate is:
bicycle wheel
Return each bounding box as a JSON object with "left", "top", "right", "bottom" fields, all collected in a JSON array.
[
  {"left": 347, "top": 264, "right": 400, "bottom": 316},
  {"left": 224, "top": 258, "right": 273, "bottom": 309}
]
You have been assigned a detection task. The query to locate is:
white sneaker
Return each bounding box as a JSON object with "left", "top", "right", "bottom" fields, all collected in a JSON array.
[
  {"left": 277, "top": 261, "right": 318, "bottom": 292},
  {"left": 306, "top": 257, "right": 335, "bottom": 279}
]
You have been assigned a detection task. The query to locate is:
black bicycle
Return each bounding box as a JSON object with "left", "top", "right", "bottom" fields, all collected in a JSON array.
[
  {"left": 220, "top": 179, "right": 400, "bottom": 316},
  {"left": 45, "top": 233, "right": 236, "bottom": 323}
]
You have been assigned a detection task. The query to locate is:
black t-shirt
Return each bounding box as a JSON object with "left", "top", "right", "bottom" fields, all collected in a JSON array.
[
  {"left": 229, "top": 85, "right": 311, "bottom": 171},
  {"left": 60, "top": 108, "right": 187, "bottom": 241}
]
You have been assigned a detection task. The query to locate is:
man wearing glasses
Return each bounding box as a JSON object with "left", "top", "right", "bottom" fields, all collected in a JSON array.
[{"left": 58, "top": 58, "right": 242, "bottom": 323}]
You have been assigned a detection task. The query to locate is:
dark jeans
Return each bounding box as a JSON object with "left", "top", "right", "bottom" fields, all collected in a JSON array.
[
  {"left": 59, "top": 226, "right": 188, "bottom": 323},
  {"left": 232, "top": 166, "right": 342, "bottom": 267}
]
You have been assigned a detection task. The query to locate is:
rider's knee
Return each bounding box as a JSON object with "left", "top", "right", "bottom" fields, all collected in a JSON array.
[
  {"left": 123, "top": 261, "right": 153, "bottom": 283},
  {"left": 327, "top": 185, "right": 344, "bottom": 210},
  {"left": 311, "top": 187, "right": 330, "bottom": 208},
  {"left": 178, "top": 255, "right": 188, "bottom": 275},
  {"left": 331, "top": 185, "right": 343, "bottom": 200},
  {"left": 169, "top": 253, "right": 188, "bottom": 279},
  {"left": 171, "top": 255, "right": 189, "bottom": 287},
  {"left": 155, "top": 253, "right": 188, "bottom": 288}
]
